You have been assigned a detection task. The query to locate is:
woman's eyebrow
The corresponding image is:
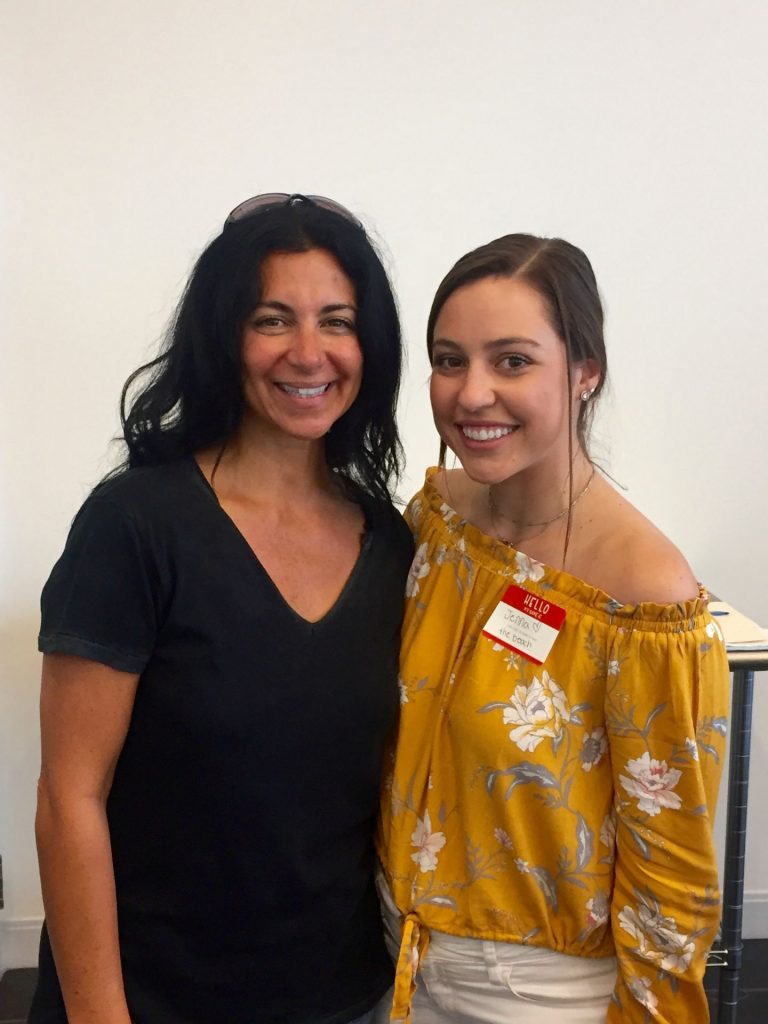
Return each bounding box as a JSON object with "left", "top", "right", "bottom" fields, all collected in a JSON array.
[
  {"left": 254, "top": 300, "right": 293, "bottom": 312},
  {"left": 255, "top": 301, "right": 357, "bottom": 313},
  {"left": 320, "top": 303, "right": 357, "bottom": 314},
  {"left": 487, "top": 336, "right": 539, "bottom": 349},
  {"left": 433, "top": 336, "right": 540, "bottom": 349}
]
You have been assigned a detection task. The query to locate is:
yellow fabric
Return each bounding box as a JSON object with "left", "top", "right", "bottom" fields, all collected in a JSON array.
[{"left": 378, "top": 471, "right": 729, "bottom": 1024}]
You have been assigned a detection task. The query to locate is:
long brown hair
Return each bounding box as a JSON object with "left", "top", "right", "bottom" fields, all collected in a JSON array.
[{"left": 427, "top": 233, "right": 608, "bottom": 562}]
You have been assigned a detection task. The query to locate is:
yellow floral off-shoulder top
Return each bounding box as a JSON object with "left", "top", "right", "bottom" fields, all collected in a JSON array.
[{"left": 377, "top": 471, "right": 729, "bottom": 1024}]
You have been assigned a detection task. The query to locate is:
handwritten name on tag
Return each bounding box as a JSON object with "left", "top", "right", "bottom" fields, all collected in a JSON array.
[{"left": 482, "top": 585, "right": 566, "bottom": 665}]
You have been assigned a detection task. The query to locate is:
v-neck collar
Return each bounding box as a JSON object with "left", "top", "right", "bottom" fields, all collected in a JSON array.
[{"left": 188, "top": 457, "right": 373, "bottom": 629}]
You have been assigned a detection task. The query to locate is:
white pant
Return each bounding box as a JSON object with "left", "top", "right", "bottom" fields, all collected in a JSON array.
[{"left": 377, "top": 879, "right": 617, "bottom": 1024}]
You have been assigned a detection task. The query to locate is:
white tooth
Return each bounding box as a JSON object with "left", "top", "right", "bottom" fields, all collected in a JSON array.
[
  {"left": 463, "top": 425, "right": 514, "bottom": 441},
  {"left": 280, "top": 384, "right": 327, "bottom": 397}
]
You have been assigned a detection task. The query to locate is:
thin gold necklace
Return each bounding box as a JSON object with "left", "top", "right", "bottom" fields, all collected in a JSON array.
[{"left": 488, "top": 467, "right": 596, "bottom": 547}]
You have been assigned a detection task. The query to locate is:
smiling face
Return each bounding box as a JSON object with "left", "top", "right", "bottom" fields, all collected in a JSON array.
[
  {"left": 430, "top": 275, "right": 598, "bottom": 486},
  {"left": 240, "top": 248, "right": 363, "bottom": 446}
]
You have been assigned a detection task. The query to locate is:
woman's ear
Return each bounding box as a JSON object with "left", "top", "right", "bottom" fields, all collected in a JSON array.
[{"left": 573, "top": 358, "right": 601, "bottom": 400}]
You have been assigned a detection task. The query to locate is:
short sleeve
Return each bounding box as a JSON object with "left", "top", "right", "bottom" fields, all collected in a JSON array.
[
  {"left": 39, "top": 496, "right": 163, "bottom": 673},
  {"left": 604, "top": 616, "right": 729, "bottom": 1023}
]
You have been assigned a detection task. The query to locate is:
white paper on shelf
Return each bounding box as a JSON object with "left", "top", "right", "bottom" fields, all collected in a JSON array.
[{"left": 709, "top": 602, "right": 768, "bottom": 651}]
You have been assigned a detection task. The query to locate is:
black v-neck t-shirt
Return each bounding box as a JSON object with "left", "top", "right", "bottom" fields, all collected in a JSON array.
[{"left": 32, "top": 459, "right": 413, "bottom": 1024}]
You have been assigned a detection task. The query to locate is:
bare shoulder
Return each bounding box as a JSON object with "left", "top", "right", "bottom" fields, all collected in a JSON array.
[
  {"left": 617, "top": 533, "right": 699, "bottom": 606},
  {"left": 430, "top": 468, "right": 486, "bottom": 522},
  {"left": 584, "top": 485, "right": 699, "bottom": 606}
]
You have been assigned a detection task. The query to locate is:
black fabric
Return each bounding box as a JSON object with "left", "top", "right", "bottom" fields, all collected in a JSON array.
[{"left": 31, "top": 458, "right": 413, "bottom": 1024}]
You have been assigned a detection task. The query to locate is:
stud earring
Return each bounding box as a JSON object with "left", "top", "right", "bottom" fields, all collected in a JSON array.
[{"left": 580, "top": 388, "right": 595, "bottom": 402}]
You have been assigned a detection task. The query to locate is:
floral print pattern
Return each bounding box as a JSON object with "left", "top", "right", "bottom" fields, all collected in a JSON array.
[
  {"left": 600, "top": 812, "right": 617, "bottom": 853},
  {"left": 379, "top": 474, "right": 729, "bottom": 1024},
  {"left": 494, "top": 827, "right": 514, "bottom": 850},
  {"left": 586, "top": 890, "right": 610, "bottom": 931},
  {"left": 405, "top": 542, "right": 431, "bottom": 598},
  {"left": 619, "top": 891, "right": 695, "bottom": 973},
  {"left": 619, "top": 752, "right": 683, "bottom": 817},
  {"left": 512, "top": 550, "right": 545, "bottom": 586},
  {"left": 410, "top": 811, "right": 446, "bottom": 872},
  {"left": 580, "top": 727, "right": 609, "bottom": 771},
  {"left": 626, "top": 976, "right": 659, "bottom": 1017},
  {"left": 501, "top": 671, "right": 573, "bottom": 752}
]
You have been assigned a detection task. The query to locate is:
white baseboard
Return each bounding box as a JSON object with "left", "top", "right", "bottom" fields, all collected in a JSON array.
[
  {"left": 0, "top": 896, "right": 766, "bottom": 973},
  {"left": 742, "top": 890, "right": 768, "bottom": 940},
  {"left": 0, "top": 917, "right": 42, "bottom": 972}
]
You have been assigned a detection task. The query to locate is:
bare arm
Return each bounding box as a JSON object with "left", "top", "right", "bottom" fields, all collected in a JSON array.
[{"left": 36, "top": 653, "right": 139, "bottom": 1024}]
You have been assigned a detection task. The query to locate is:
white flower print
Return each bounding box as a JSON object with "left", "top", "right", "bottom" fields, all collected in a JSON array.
[
  {"left": 491, "top": 642, "right": 521, "bottom": 671},
  {"left": 607, "top": 658, "right": 621, "bottom": 676},
  {"left": 619, "top": 751, "right": 682, "bottom": 816},
  {"left": 619, "top": 899, "right": 695, "bottom": 973},
  {"left": 439, "top": 502, "right": 456, "bottom": 524},
  {"left": 408, "top": 498, "right": 423, "bottom": 528},
  {"left": 580, "top": 728, "right": 608, "bottom": 771},
  {"left": 502, "top": 671, "right": 572, "bottom": 752},
  {"left": 410, "top": 810, "right": 446, "bottom": 872},
  {"left": 406, "top": 542, "right": 431, "bottom": 598},
  {"left": 599, "top": 813, "right": 617, "bottom": 850},
  {"left": 512, "top": 551, "right": 546, "bottom": 585},
  {"left": 585, "top": 891, "right": 609, "bottom": 930},
  {"left": 398, "top": 677, "right": 408, "bottom": 705},
  {"left": 514, "top": 857, "right": 530, "bottom": 874},
  {"left": 494, "top": 827, "right": 514, "bottom": 850},
  {"left": 684, "top": 736, "right": 699, "bottom": 761},
  {"left": 658, "top": 940, "right": 696, "bottom": 973},
  {"left": 626, "top": 976, "right": 659, "bottom": 1017}
]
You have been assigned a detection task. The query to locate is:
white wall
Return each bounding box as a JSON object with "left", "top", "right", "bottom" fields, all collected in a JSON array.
[{"left": 2, "top": 0, "right": 767, "bottom": 968}]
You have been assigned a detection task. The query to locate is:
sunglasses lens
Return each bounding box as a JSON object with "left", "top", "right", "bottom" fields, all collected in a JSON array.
[
  {"left": 225, "top": 193, "right": 361, "bottom": 228},
  {"left": 305, "top": 196, "right": 362, "bottom": 227},
  {"left": 225, "top": 193, "right": 289, "bottom": 223}
]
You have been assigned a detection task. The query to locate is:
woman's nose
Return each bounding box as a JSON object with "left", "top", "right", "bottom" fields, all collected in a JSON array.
[
  {"left": 288, "top": 325, "right": 325, "bottom": 369},
  {"left": 458, "top": 365, "right": 495, "bottom": 412}
]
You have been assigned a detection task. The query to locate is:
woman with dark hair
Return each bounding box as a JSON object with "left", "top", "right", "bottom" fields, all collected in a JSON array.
[
  {"left": 32, "top": 194, "right": 413, "bottom": 1024},
  {"left": 377, "top": 234, "right": 729, "bottom": 1023}
]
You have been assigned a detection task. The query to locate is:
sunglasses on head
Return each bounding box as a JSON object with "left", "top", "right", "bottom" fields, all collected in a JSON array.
[{"left": 225, "top": 192, "right": 362, "bottom": 228}]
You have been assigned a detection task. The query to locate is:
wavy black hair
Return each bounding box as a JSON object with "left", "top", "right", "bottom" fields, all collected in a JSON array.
[{"left": 119, "top": 198, "right": 403, "bottom": 502}]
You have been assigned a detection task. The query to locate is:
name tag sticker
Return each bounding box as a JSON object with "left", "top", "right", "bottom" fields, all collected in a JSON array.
[{"left": 482, "top": 585, "right": 566, "bottom": 665}]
